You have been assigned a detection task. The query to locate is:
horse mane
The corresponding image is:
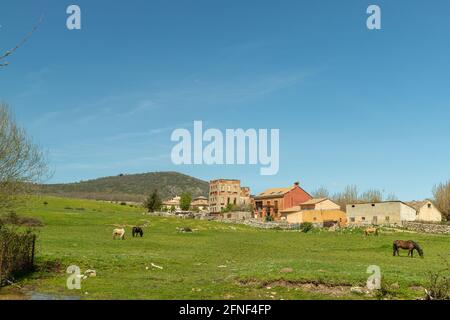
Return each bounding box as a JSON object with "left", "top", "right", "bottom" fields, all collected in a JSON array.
[{"left": 411, "top": 241, "right": 424, "bottom": 256}]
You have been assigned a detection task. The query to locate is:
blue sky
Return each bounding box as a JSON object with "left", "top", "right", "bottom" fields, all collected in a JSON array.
[{"left": 1, "top": 0, "right": 449, "bottom": 200}]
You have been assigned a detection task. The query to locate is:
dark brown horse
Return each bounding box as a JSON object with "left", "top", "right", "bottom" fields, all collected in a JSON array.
[
  {"left": 393, "top": 240, "right": 423, "bottom": 258},
  {"left": 132, "top": 226, "right": 144, "bottom": 237}
]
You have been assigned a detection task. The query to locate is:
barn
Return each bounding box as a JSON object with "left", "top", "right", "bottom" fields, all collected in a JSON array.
[{"left": 347, "top": 201, "right": 426, "bottom": 226}]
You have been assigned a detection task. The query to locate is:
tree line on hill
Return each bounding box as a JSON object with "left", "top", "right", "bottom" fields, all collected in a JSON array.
[{"left": 38, "top": 171, "right": 209, "bottom": 202}]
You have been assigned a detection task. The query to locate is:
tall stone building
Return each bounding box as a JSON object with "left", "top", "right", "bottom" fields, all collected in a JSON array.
[{"left": 209, "top": 179, "right": 251, "bottom": 213}]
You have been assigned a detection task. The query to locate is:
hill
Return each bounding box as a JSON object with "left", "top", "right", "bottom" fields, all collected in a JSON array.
[{"left": 38, "top": 172, "right": 209, "bottom": 202}]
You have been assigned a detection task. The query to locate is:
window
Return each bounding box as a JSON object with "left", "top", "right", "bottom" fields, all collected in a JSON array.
[
  {"left": 371, "top": 204, "right": 375, "bottom": 207},
  {"left": 352, "top": 205, "right": 355, "bottom": 208},
  {"left": 350, "top": 217, "right": 355, "bottom": 222},
  {"left": 361, "top": 217, "right": 366, "bottom": 221},
  {"left": 385, "top": 216, "right": 390, "bottom": 222},
  {"left": 428, "top": 203, "right": 432, "bottom": 209}
]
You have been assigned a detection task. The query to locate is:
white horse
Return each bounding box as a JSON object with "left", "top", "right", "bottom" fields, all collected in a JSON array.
[{"left": 112, "top": 228, "right": 125, "bottom": 240}]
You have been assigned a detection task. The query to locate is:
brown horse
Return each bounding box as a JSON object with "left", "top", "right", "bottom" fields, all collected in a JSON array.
[
  {"left": 364, "top": 227, "right": 379, "bottom": 236},
  {"left": 393, "top": 240, "right": 423, "bottom": 258}
]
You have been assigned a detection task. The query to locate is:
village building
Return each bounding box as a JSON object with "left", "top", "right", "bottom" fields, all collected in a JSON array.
[
  {"left": 346, "top": 201, "right": 418, "bottom": 225},
  {"left": 280, "top": 198, "right": 347, "bottom": 226},
  {"left": 295, "top": 198, "right": 341, "bottom": 211},
  {"left": 208, "top": 179, "right": 251, "bottom": 213},
  {"left": 405, "top": 200, "right": 442, "bottom": 222},
  {"left": 191, "top": 196, "right": 209, "bottom": 212},
  {"left": 347, "top": 200, "right": 443, "bottom": 225},
  {"left": 252, "top": 182, "right": 312, "bottom": 220},
  {"left": 162, "top": 196, "right": 181, "bottom": 212}
]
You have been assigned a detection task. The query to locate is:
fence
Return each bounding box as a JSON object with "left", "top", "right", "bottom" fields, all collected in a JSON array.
[
  {"left": 402, "top": 221, "right": 450, "bottom": 234},
  {"left": 0, "top": 227, "right": 36, "bottom": 286}
]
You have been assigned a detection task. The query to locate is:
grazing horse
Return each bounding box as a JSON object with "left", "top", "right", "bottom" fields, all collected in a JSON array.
[
  {"left": 132, "top": 226, "right": 144, "bottom": 237},
  {"left": 393, "top": 240, "right": 424, "bottom": 258},
  {"left": 364, "top": 227, "right": 379, "bottom": 236},
  {"left": 113, "top": 228, "right": 126, "bottom": 240}
]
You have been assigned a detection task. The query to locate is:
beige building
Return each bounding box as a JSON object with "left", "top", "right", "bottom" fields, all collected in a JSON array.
[
  {"left": 281, "top": 209, "right": 347, "bottom": 226},
  {"left": 297, "top": 198, "right": 341, "bottom": 211},
  {"left": 209, "top": 179, "right": 251, "bottom": 213},
  {"left": 406, "top": 200, "right": 442, "bottom": 222},
  {"left": 346, "top": 201, "right": 418, "bottom": 225},
  {"left": 162, "top": 196, "right": 181, "bottom": 212},
  {"left": 191, "top": 196, "right": 209, "bottom": 212}
]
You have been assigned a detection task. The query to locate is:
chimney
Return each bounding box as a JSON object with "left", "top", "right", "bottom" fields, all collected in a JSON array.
[{"left": 294, "top": 181, "right": 300, "bottom": 187}]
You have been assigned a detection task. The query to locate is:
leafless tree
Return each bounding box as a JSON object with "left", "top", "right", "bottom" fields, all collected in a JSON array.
[
  {"left": 360, "top": 189, "right": 383, "bottom": 203},
  {"left": 433, "top": 181, "right": 450, "bottom": 221},
  {"left": 330, "top": 185, "right": 396, "bottom": 211},
  {"left": 0, "top": 16, "right": 43, "bottom": 68},
  {"left": 332, "top": 185, "right": 359, "bottom": 211},
  {"left": 0, "top": 103, "right": 48, "bottom": 213},
  {"left": 311, "top": 186, "right": 330, "bottom": 198}
]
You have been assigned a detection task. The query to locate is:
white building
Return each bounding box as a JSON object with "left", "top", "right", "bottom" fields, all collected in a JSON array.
[
  {"left": 346, "top": 201, "right": 417, "bottom": 225},
  {"left": 406, "top": 200, "right": 442, "bottom": 222},
  {"left": 346, "top": 200, "right": 443, "bottom": 225}
]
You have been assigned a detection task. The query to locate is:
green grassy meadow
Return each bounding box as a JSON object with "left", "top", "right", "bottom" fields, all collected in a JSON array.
[{"left": 1, "top": 196, "right": 449, "bottom": 300}]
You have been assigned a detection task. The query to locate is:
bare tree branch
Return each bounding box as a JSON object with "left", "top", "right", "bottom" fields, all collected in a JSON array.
[{"left": 0, "top": 15, "right": 43, "bottom": 68}]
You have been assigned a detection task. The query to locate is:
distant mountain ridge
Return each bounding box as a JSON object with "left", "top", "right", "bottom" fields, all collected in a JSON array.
[{"left": 39, "top": 172, "right": 209, "bottom": 202}]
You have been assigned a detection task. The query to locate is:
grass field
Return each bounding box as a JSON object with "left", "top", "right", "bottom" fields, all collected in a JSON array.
[{"left": 1, "top": 196, "right": 449, "bottom": 300}]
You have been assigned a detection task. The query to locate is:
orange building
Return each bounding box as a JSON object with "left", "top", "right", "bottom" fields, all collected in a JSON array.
[
  {"left": 253, "top": 182, "right": 312, "bottom": 220},
  {"left": 281, "top": 208, "right": 347, "bottom": 227}
]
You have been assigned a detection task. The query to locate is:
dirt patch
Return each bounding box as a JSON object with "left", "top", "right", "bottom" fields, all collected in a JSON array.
[
  {"left": 237, "top": 278, "right": 356, "bottom": 297},
  {"left": 0, "top": 288, "right": 27, "bottom": 300}
]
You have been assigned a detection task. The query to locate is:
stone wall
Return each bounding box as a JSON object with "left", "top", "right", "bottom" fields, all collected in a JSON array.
[{"left": 402, "top": 221, "right": 450, "bottom": 234}]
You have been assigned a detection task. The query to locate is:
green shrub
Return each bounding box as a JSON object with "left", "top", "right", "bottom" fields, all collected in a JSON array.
[
  {"left": 300, "top": 222, "right": 314, "bottom": 233},
  {"left": 425, "top": 259, "right": 450, "bottom": 300},
  {"left": 0, "top": 226, "right": 37, "bottom": 286}
]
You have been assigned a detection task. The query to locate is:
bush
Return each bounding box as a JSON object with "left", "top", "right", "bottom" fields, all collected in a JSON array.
[
  {"left": 0, "top": 226, "right": 37, "bottom": 286},
  {"left": 120, "top": 202, "right": 127, "bottom": 206},
  {"left": 0, "top": 212, "right": 43, "bottom": 227},
  {"left": 300, "top": 222, "right": 314, "bottom": 233},
  {"left": 425, "top": 259, "right": 450, "bottom": 300},
  {"left": 221, "top": 204, "right": 235, "bottom": 214}
]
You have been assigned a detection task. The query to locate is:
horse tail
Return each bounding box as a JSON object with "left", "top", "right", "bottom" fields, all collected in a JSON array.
[{"left": 411, "top": 241, "right": 423, "bottom": 257}]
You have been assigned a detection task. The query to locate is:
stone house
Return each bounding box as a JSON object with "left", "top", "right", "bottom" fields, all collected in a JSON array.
[
  {"left": 346, "top": 200, "right": 443, "bottom": 226},
  {"left": 162, "top": 196, "right": 181, "bottom": 212},
  {"left": 346, "top": 201, "right": 418, "bottom": 225},
  {"left": 405, "top": 200, "right": 442, "bottom": 222},
  {"left": 191, "top": 196, "right": 209, "bottom": 212},
  {"left": 208, "top": 179, "right": 251, "bottom": 213}
]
